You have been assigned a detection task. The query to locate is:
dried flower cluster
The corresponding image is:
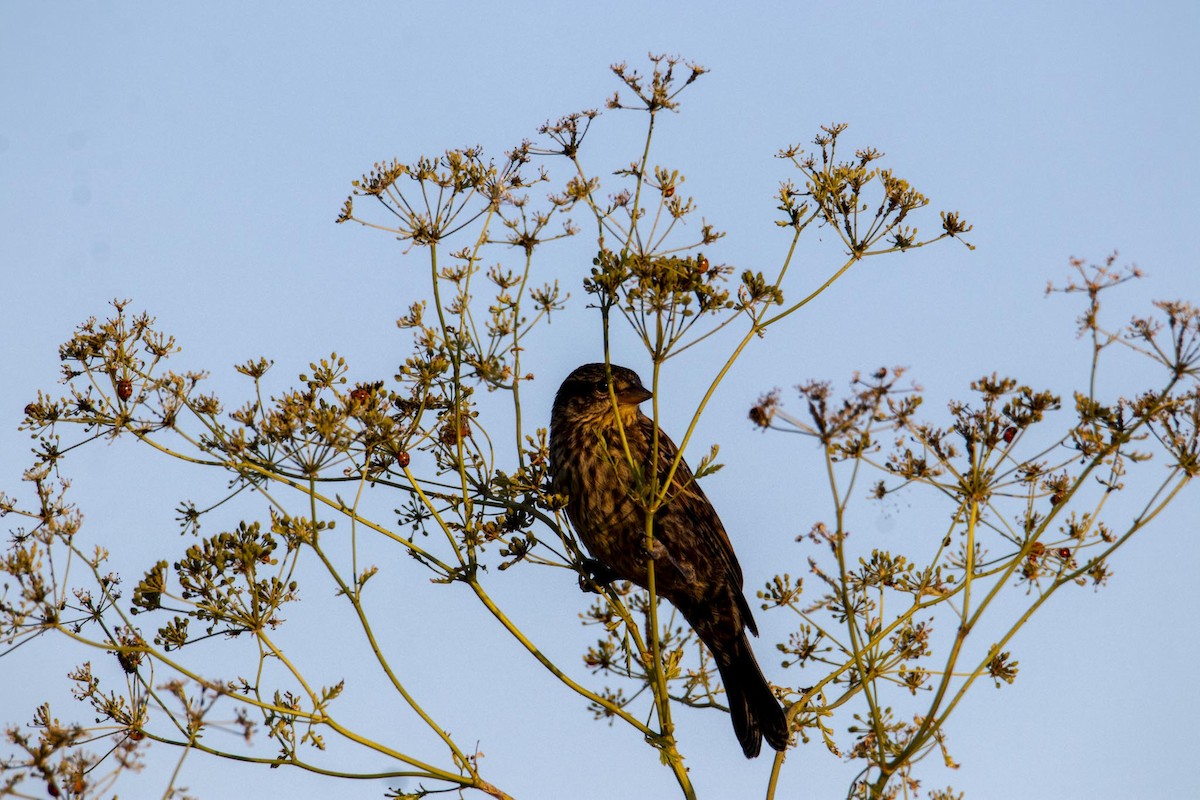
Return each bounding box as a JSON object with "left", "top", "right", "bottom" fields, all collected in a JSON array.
[{"left": 748, "top": 255, "right": 1197, "bottom": 797}]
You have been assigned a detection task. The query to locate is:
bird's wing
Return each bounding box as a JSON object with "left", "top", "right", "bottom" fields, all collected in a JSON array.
[{"left": 639, "top": 416, "right": 759, "bottom": 629}]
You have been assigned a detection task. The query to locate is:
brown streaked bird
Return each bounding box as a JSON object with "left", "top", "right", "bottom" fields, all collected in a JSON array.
[{"left": 549, "top": 362, "right": 788, "bottom": 758}]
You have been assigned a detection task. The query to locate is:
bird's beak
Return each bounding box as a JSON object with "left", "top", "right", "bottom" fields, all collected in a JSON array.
[{"left": 617, "top": 385, "right": 653, "bottom": 405}]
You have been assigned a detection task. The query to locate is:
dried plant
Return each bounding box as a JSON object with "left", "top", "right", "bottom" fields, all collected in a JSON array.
[{"left": 3, "top": 56, "right": 1189, "bottom": 800}]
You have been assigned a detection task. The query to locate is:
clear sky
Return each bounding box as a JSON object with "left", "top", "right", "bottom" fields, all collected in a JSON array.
[{"left": 2, "top": 3, "right": 1198, "bottom": 799}]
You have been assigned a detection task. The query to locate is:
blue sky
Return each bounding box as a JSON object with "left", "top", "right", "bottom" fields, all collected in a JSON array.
[{"left": 2, "top": 4, "right": 1198, "bottom": 799}]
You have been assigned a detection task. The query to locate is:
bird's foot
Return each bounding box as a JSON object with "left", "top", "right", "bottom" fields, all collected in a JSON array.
[{"left": 577, "top": 557, "right": 618, "bottom": 593}]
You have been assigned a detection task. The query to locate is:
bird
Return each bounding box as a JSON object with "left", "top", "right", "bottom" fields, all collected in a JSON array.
[{"left": 549, "top": 362, "right": 789, "bottom": 758}]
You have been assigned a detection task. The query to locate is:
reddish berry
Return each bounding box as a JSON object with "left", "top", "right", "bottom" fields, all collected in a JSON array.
[{"left": 116, "top": 379, "right": 133, "bottom": 401}]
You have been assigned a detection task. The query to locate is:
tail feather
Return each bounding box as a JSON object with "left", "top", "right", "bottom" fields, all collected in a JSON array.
[{"left": 716, "top": 634, "right": 789, "bottom": 758}]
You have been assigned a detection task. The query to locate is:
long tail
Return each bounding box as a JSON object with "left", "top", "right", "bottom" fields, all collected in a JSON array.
[{"left": 714, "top": 633, "right": 789, "bottom": 758}]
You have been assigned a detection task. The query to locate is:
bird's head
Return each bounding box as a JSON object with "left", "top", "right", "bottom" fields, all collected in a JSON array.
[{"left": 551, "top": 363, "right": 652, "bottom": 424}]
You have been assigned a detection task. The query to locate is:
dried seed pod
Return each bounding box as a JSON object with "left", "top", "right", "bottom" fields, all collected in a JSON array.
[{"left": 439, "top": 419, "right": 470, "bottom": 445}]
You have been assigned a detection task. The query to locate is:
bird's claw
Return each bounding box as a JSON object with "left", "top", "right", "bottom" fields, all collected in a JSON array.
[{"left": 577, "top": 557, "right": 618, "bottom": 593}]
